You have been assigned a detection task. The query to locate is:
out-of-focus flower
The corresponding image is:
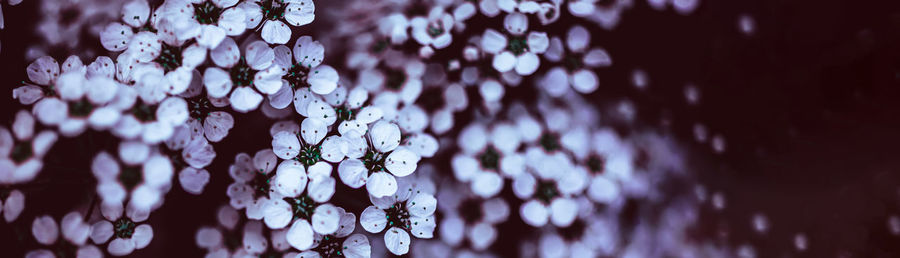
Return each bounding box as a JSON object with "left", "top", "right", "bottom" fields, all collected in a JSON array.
[
  {"left": 410, "top": 6, "right": 454, "bottom": 50},
  {"left": 91, "top": 143, "right": 174, "bottom": 210},
  {"left": 452, "top": 122, "right": 523, "bottom": 198},
  {"left": 541, "top": 25, "right": 612, "bottom": 96},
  {"left": 28, "top": 212, "right": 98, "bottom": 257},
  {"left": 480, "top": 13, "right": 548, "bottom": 75},
  {"left": 437, "top": 181, "right": 510, "bottom": 250},
  {"left": 1, "top": 110, "right": 57, "bottom": 184}
]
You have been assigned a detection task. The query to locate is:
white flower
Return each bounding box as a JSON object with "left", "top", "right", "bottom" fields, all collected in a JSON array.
[
  {"left": 178, "top": 80, "right": 236, "bottom": 142},
  {"left": 359, "top": 177, "right": 437, "bottom": 255},
  {"left": 337, "top": 121, "right": 420, "bottom": 198},
  {"left": 90, "top": 202, "right": 154, "bottom": 256},
  {"left": 161, "top": 0, "right": 247, "bottom": 49},
  {"left": 98, "top": 0, "right": 152, "bottom": 52},
  {"left": 226, "top": 149, "right": 278, "bottom": 217},
  {"left": 204, "top": 38, "right": 281, "bottom": 112},
  {"left": 451, "top": 122, "right": 522, "bottom": 198},
  {"left": 270, "top": 192, "right": 342, "bottom": 251},
  {"left": 166, "top": 124, "right": 218, "bottom": 169},
  {"left": 286, "top": 206, "right": 369, "bottom": 256},
  {"left": 194, "top": 205, "right": 246, "bottom": 256},
  {"left": 480, "top": 13, "right": 548, "bottom": 75},
  {"left": 0, "top": 111, "right": 57, "bottom": 184},
  {"left": 410, "top": 6, "right": 454, "bottom": 49},
  {"left": 437, "top": 187, "right": 509, "bottom": 251},
  {"left": 249, "top": 0, "right": 315, "bottom": 44},
  {"left": 15, "top": 56, "right": 137, "bottom": 137},
  {"left": 92, "top": 145, "right": 173, "bottom": 209},
  {"left": 267, "top": 36, "right": 340, "bottom": 112},
  {"left": 271, "top": 118, "right": 344, "bottom": 166},
  {"left": 31, "top": 211, "right": 93, "bottom": 255},
  {"left": 360, "top": 52, "right": 425, "bottom": 105},
  {"left": 540, "top": 25, "right": 611, "bottom": 96}
]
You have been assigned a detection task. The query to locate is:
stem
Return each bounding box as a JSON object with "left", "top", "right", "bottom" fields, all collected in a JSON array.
[{"left": 84, "top": 194, "right": 98, "bottom": 219}]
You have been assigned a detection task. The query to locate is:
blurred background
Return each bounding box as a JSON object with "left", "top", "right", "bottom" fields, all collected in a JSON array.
[{"left": 2, "top": 0, "right": 900, "bottom": 257}]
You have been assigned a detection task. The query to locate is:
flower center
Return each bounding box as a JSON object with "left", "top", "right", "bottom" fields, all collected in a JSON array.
[
  {"left": 535, "top": 180, "right": 559, "bottom": 204},
  {"left": 559, "top": 219, "right": 587, "bottom": 241},
  {"left": 507, "top": 36, "right": 528, "bottom": 55},
  {"left": 477, "top": 146, "right": 500, "bottom": 170},
  {"left": 130, "top": 101, "right": 157, "bottom": 122},
  {"left": 459, "top": 198, "right": 483, "bottom": 224},
  {"left": 284, "top": 64, "right": 310, "bottom": 89},
  {"left": 385, "top": 202, "right": 411, "bottom": 230},
  {"left": 249, "top": 170, "right": 276, "bottom": 199},
  {"left": 68, "top": 99, "right": 94, "bottom": 118},
  {"left": 154, "top": 43, "right": 183, "bottom": 73},
  {"left": 11, "top": 141, "right": 33, "bottom": 163},
  {"left": 312, "top": 235, "right": 347, "bottom": 258},
  {"left": 362, "top": 149, "right": 387, "bottom": 173},
  {"left": 60, "top": 7, "right": 81, "bottom": 26},
  {"left": 230, "top": 57, "right": 255, "bottom": 87},
  {"left": 119, "top": 166, "right": 142, "bottom": 191},
  {"left": 543, "top": 7, "right": 556, "bottom": 19},
  {"left": 292, "top": 144, "right": 321, "bottom": 167},
  {"left": 188, "top": 96, "right": 213, "bottom": 121},
  {"left": 587, "top": 155, "right": 605, "bottom": 173},
  {"left": 370, "top": 39, "right": 389, "bottom": 54},
  {"left": 564, "top": 55, "right": 583, "bottom": 71},
  {"left": 284, "top": 194, "right": 318, "bottom": 221},
  {"left": 223, "top": 229, "right": 242, "bottom": 250},
  {"left": 259, "top": 0, "right": 288, "bottom": 21},
  {"left": 113, "top": 217, "right": 136, "bottom": 239},
  {"left": 335, "top": 107, "right": 355, "bottom": 122},
  {"left": 427, "top": 23, "right": 444, "bottom": 37},
  {"left": 540, "top": 133, "right": 560, "bottom": 152},
  {"left": 385, "top": 69, "right": 406, "bottom": 90},
  {"left": 193, "top": 1, "right": 223, "bottom": 25}
]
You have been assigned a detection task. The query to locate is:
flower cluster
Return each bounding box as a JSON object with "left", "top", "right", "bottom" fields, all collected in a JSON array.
[{"left": 1, "top": 0, "right": 739, "bottom": 257}]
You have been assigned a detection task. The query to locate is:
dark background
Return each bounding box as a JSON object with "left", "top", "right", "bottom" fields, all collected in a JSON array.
[{"left": 2, "top": 0, "right": 900, "bottom": 257}]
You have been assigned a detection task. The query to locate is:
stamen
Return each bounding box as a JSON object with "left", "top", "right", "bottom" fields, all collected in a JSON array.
[
  {"left": 362, "top": 149, "right": 387, "bottom": 173},
  {"left": 284, "top": 194, "right": 318, "bottom": 221},
  {"left": 229, "top": 57, "right": 255, "bottom": 87},
  {"left": 193, "top": 1, "right": 223, "bottom": 25},
  {"left": 113, "top": 217, "right": 136, "bottom": 239},
  {"left": 506, "top": 36, "right": 528, "bottom": 55}
]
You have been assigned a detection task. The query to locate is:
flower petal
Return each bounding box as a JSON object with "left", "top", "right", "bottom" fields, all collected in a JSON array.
[
  {"left": 359, "top": 206, "right": 387, "bottom": 233},
  {"left": 229, "top": 86, "right": 263, "bottom": 112},
  {"left": 384, "top": 227, "right": 411, "bottom": 255},
  {"left": 261, "top": 20, "right": 291, "bottom": 44},
  {"left": 311, "top": 204, "right": 340, "bottom": 235},
  {"left": 385, "top": 147, "right": 419, "bottom": 177},
  {"left": 366, "top": 172, "right": 397, "bottom": 198}
]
